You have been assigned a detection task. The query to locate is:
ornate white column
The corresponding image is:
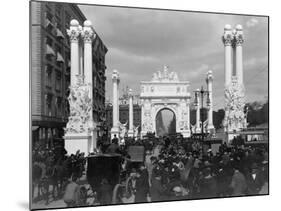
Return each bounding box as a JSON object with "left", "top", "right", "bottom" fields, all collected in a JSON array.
[
  {"left": 79, "top": 37, "right": 84, "bottom": 76},
  {"left": 81, "top": 20, "right": 96, "bottom": 151},
  {"left": 117, "top": 80, "right": 120, "bottom": 123},
  {"left": 222, "top": 24, "right": 233, "bottom": 87},
  {"left": 234, "top": 24, "right": 244, "bottom": 85},
  {"left": 206, "top": 70, "right": 215, "bottom": 132},
  {"left": 128, "top": 89, "right": 134, "bottom": 137},
  {"left": 67, "top": 19, "right": 80, "bottom": 86},
  {"left": 195, "top": 89, "right": 201, "bottom": 133},
  {"left": 111, "top": 70, "right": 120, "bottom": 139},
  {"left": 82, "top": 20, "right": 95, "bottom": 86},
  {"left": 222, "top": 24, "right": 247, "bottom": 142},
  {"left": 65, "top": 19, "right": 97, "bottom": 155},
  {"left": 186, "top": 99, "right": 191, "bottom": 135}
]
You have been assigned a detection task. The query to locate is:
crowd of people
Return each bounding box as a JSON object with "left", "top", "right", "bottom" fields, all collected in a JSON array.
[
  {"left": 135, "top": 136, "right": 268, "bottom": 202},
  {"left": 94, "top": 134, "right": 269, "bottom": 204},
  {"left": 32, "top": 133, "right": 269, "bottom": 206}
]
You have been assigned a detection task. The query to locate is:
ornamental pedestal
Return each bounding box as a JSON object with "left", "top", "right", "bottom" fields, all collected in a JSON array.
[
  {"left": 181, "top": 130, "right": 191, "bottom": 138},
  {"left": 140, "top": 131, "right": 147, "bottom": 139},
  {"left": 127, "top": 130, "right": 134, "bottom": 137},
  {"left": 64, "top": 81, "right": 97, "bottom": 155},
  {"left": 64, "top": 130, "right": 97, "bottom": 155}
]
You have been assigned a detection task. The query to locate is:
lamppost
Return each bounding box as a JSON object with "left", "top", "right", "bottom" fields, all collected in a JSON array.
[{"left": 194, "top": 86, "right": 210, "bottom": 142}]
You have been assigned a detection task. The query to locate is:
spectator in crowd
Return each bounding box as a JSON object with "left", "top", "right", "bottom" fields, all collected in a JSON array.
[
  {"left": 135, "top": 164, "right": 150, "bottom": 203},
  {"left": 99, "top": 179, "right": 112, "bottom": 205},
  {"left": 229, "top": 165, "right": 247, "bottom": 196},
  {"left": 106, "top": 136, "right": 120, "bottom": 154},
  {"left": 198, "top": 167, "right": 217, "bottom": 198},
  {"left": 150, "top": 167, "right": 165, "bottom": 201},
  {"left": 63, "top": 175, "right": 79, "bottom": 207},
  {"left": 246, "top": 163, "right": 264, "bottom": 195}
]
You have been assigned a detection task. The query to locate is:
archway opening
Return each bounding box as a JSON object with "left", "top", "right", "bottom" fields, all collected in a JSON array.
[{"left": 155, "top": 108, "right": 176, "bottom": 137}]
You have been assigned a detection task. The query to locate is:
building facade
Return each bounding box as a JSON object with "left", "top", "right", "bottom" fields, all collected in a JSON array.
[{"left": 31, "top": 1, "right": 107, "bottom": 149}]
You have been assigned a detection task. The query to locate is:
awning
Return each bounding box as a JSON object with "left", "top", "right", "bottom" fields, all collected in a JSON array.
[
  {"left": 56, "top": 28, "right": 65, "bottom": 39},
  {"left": 45, "top": 18, "right": 53, "bottom": 28},
  {"left": 46, "top": 44, "right": 56, "bottom": 56},
  {"left": 32, "top": 126, "right": 39, "bottom": 131},
  {"left": 56, "top": 52, "right": 65, "bottom": 63}
]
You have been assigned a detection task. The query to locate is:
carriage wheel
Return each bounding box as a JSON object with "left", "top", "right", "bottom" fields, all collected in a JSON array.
[
  {"left": 53, "top": 186, "right": 59, "bottom": 199},
  {"left": 76, "top": 186, "right": 88, "bottom": 206},
  {"left": 125, "top": 177, "right": 134, "bottom": 198},
  {"left": 112, "top": 184, "right": 123, "bottom": 204}
]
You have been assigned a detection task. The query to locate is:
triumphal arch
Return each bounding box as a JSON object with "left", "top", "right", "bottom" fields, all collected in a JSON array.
[{"left": 140, "top": 66, "right": 191, "bottom": 138}]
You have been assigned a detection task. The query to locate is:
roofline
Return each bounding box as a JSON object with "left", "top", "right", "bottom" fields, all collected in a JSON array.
[{"left": 70, "top": 3, "right": 87, "bottom": 21}]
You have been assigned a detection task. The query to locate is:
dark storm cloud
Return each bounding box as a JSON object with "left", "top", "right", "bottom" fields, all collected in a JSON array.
[
  {"left": 79, "top": 6, "right": 215, "bottom": 57},
  {"left": 79, "top": 5, "right": 268, "bottom": 110}
]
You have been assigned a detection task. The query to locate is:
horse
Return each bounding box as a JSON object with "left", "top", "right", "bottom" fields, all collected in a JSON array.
[{"left": 32, "top": 162, "right": 43, "bottom": 200}]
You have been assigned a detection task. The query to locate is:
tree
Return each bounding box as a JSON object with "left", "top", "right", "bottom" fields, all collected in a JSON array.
[{"left": 246, "top": 100, "right": 268, "bottom": 127}]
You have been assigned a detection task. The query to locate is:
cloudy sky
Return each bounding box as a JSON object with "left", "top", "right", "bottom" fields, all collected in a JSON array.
[{"left": 79, "top": 4, "right": 268, "bottom": 110}]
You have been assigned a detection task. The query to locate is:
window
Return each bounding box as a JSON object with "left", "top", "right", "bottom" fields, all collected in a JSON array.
[
  {"left": 46, "top": 36, "right": 53, "bottom": 46},
  {"left": 93, "top": 76, "right": 97, "bottom": 88},
  {"left": 65, "top": 74, "right": 70, "bottom": 92},
  {"left": 55, "top": 71, "right": 62, "bottom": 91},
  {"left": 45, "top": 37, "right": 55, "bottom": 61},
  {"left": 45, "top": 11, "right": 54, "bottom": 33},
  {"left": 55, "top": 5, "right": 62, "bottom": 20},
  {"left": 56, "top": 23, "right": 65, "bottom": 39},
  {"left": 45, "top": 94, "right": 52, "bottom": 116},
  {"left": 65, "top": 99, "right": 70, "bottom": 116},
  {"left": 55, "top": 44, "right": 61, "bottom": 54},
  {"left": 56, "top": 97, "right": 62, "bottom": 116},
  {"left": 55, "top": 44, "right": 64, "bottom": 68},
  {"left": 45, "top": 65, "right": 52, "bottom": 88},
  {"left": 65, "top": 12, "right": 71, "bottom": 30}
]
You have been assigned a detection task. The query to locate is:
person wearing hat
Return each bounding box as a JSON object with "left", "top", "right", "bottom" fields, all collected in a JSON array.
[
  {"left": 258, "top": 162, "right": 269, "bottom": 195},
  {"left": 198, "top": 167, "right": 217, "bottom": 198},
  {"left": 150, "top": 167, "right": 165, "bottom": 202},
  {"left": 145, "top": 151, "right": 153, "bottom": 187},
  {"left": 246, "top": 163, "right": 264, "bottom": 195},
  {"left": 99, "top": 178, "right": 112, "bottom": 205},
  {"left": 106, "top": 135, "right": 121, "bottom": 154},
  {"left": 165, "top": 165, "right": 182, "bottom": 199},
  {"left": 63, "top": 175, "right": 79, "bottom": 207},
  {"left": 135, "top": 164, "right": 150, "bottom": 203},
  {"left": 229, "top": 164, "right": 247, "bottom": 196}
]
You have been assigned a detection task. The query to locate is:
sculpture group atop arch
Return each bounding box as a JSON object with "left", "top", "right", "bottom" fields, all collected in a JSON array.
[{"left": 140, "top": 66, "right": 191, "bottom": 138}]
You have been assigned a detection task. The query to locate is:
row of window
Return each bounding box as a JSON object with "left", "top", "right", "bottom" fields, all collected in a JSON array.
[
  {"left": 45, "top": 4, "right": 71, "bottom": 39},
  {"left": 45, "top": 64, "right": 70, "bottom": 94},
  {"left": 45, "top": 94, "right": 69, "bottom": 117}
]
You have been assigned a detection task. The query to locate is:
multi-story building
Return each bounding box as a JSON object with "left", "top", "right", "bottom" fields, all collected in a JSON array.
[{"left": 31, "top": 1, "right": 107, "bottom": 149}]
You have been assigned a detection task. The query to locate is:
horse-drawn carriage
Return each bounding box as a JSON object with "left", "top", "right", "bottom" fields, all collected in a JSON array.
[{"left": 86, "top": 147, "right": 145, "bottom": 205}]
